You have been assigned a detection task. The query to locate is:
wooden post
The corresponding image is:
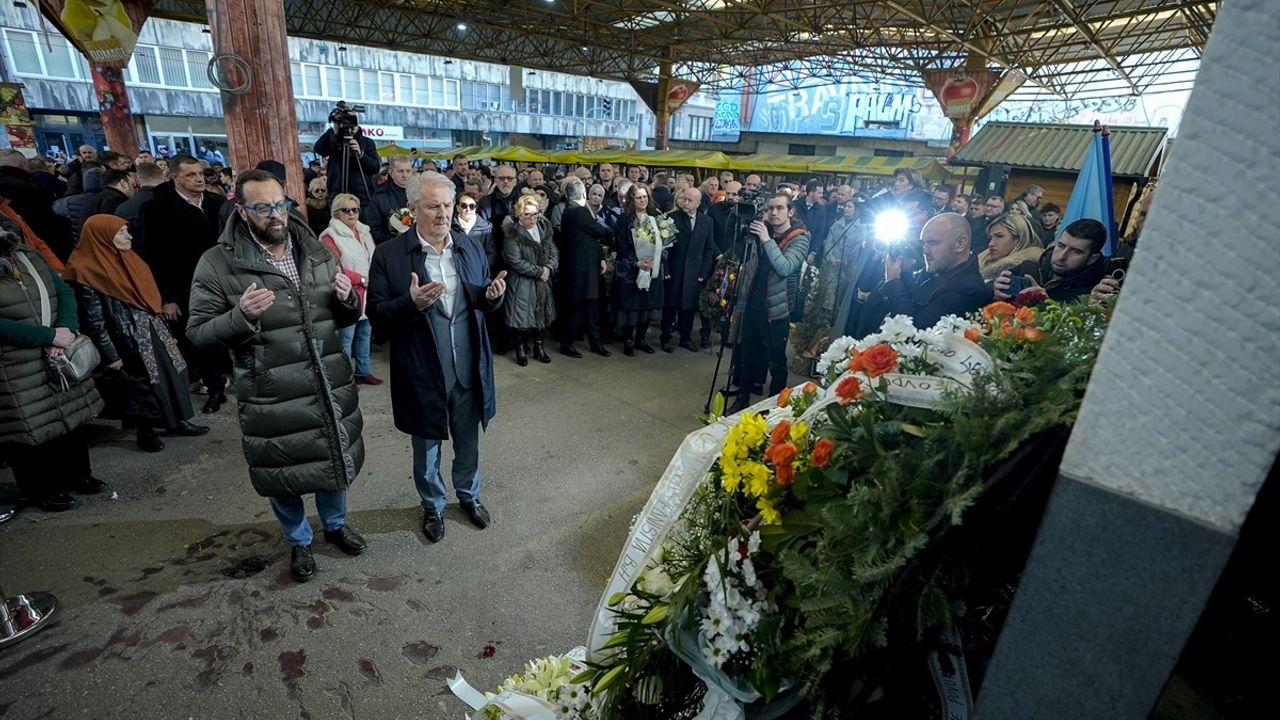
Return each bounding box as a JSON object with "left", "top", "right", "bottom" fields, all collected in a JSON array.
[
  {"left": 655, "top": 60, "right": 672, "bottom": 151},
  {"left": 89, "top": 65, "right": 139, "bottom": 157},
  {"left": 204, "top": 0, "right": 305, "bottom": 208}
]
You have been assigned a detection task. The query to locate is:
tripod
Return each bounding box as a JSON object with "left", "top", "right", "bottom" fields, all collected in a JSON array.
[{"left": 702, "top": 215, "right": 755, "bottom": 415}]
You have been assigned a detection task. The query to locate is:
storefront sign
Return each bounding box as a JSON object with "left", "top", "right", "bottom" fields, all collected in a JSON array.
[{"left": 359, "top": 125, "right": 404, "bottom": 140}]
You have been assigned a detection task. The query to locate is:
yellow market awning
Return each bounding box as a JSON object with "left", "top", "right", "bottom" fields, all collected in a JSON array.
[
  {"left": 376, "top": 144, "right": 412, "bottom": 158},
  {"left": 808, "top": 154, "right": 951, "bottom": 182},
  {"left": 626, "top": 149, "right": 732, "bottom": 169},
  {"left": 725, "top": 153, "right": 815, "bottom": 173},
  {"left": 487, "top": 145, "right": 554, "bottom": 163}
]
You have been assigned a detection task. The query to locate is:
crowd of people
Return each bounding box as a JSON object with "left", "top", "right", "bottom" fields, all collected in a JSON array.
[{"left": 0, "top": 131, "right": 1146, "bottom": 579}]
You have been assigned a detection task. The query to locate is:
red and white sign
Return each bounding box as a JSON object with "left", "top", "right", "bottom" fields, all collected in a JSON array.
[
  {"left": 921, "top": 69, "right": 1000, "bottom": 120},
  {"left": 359, "top": 125, "right": 404, "bottom": 141}
]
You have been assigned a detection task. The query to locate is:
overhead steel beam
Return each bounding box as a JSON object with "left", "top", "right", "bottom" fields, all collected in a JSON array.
[{"left": 1048, "top": 0, "right": 1140, "bottom": 94}]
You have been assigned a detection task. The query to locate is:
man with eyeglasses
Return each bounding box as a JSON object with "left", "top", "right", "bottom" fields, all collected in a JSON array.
[
  {"left": 137, "top": 154, "right": 232, "bottom": 413},
  {"left": 367, "top": 172, "right": 508, "bottom": 544},
  {"left": 478, "top": 164, "right": 520, "bottom": 234},
  {"left": 187, "top": 169, "right": 367, "bottom": 583}
]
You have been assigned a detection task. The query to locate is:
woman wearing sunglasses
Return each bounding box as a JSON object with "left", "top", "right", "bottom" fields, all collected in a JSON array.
[
  {"left": 452, "top": 191, "right": 496, "bottom": 271},
  {"left": 320, "top": 193, "right": 381, "bottom": 385}
]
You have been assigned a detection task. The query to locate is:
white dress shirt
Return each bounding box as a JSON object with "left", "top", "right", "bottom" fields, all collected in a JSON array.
[{"left": 417, "top": 230, "right": 459, "bottom": 317}]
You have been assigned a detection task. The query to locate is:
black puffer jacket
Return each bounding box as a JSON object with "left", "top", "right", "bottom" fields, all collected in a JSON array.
[{"left": 186, "top": 213, "right": 363, "bottom": 498}]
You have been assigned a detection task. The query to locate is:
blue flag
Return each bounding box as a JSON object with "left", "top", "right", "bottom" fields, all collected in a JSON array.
[{"left": 1062, "top": 124, "right": 1118, "bottom": 256}]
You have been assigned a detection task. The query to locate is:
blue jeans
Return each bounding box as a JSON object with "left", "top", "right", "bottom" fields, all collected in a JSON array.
[
  {"left": 339, "top": 318, "right": 372, "bottom": 375},
  {"left": 268, "top": 491, "right": 347, "bottom": 546},
  {"left": 411, "top": 383, "right": 482, "bottom": 515}
]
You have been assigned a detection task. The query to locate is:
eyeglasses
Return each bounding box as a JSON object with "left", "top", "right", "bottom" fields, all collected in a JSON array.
[
  {"left": 496, "top": 176, "right": 517, "bottom": 182},
  {"left": 243, "top": 202, "right": 290, "bottom": 217},
  {"left": 458, "top": 203, "right": 477, "bottom": 209},
  {"left": 520, "top": 212, "right": 540, "bottom": 218},
  {"left": 336, "top": 207, "right": 360, "bottom": 215}
]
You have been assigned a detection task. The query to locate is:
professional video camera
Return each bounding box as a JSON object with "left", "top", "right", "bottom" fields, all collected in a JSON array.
[
  {"left": 873, "top": 209, "right": 914, "bottom": 259},
  {"left": 328, "top": 101, "right": 366, "bottom": 143},
  {"left": 729, "top": 186, "right": 768, "bottom": 232}
]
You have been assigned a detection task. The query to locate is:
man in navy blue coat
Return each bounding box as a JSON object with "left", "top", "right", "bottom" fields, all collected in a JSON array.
[{"left": 367, "top": 172, "right": 507, "bottom": 543}]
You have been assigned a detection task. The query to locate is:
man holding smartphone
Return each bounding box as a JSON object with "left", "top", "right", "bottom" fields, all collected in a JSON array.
[
  {"left": 993, "top": 218, "right": 1109, "bottom": 304},
  {"left": 875, "top": 212, "right": 987, "bottom": 330}
]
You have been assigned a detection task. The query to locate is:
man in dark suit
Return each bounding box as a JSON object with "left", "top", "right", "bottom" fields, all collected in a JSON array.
[
  {"left": 557, "top": 178, "right": 615, "bottom": 358},
  {"left": 0, "top": 148, "right": 71, "bottom": 260},
  {"left": 366, "top": 172, "right": 507, "bottom": 544},
  {"left": 660, "top": 186, "right": 718, "bottom": 352}
]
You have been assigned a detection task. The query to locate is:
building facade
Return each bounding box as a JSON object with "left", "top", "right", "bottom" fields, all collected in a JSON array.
[{"left": 0, "top": 6, "right": 721, "bottom": 161}]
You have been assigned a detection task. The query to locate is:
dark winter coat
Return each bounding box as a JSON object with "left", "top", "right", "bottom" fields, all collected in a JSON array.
[
  {"left": 478, "top": 189, "right": 518, "bottom": 236},
  {"left": 365, "top": 181, "right": 409, "bottom": 245},
  {"left": 86, "top": 187, "right": 130, "bottom": 217},
  {"left": 502, "top": 216, "right": 558, "bottom": 331},
  {"left": 138, "top": 181, "right": 226, "bottom": 311},
  {"left": 313, "top": 129, "right": 380, "bottom": 202},
  {"left": 366, "top": 228, "right": 502, "bottom": 441},
  {"left": 186, "top": 213, "right": 363, "bottom": 498},
  {"left": 612, "top": 213, "right": 666, "bottom": 313},
  {"left": 0, "top": 166, "right": 70, "bottom": 261},
  {"left": 1012, "top": 247, "right": 1107, "bottom": 305},
  {"left": 879, "top": 254, "right": 989, "bottom": 330},
  {"left": 114, "top": 186, "right": 155, "bottom": 248},
  {"left": 558, "top": 204, "right": 613, "bottom": 303},
  {"left": 663, "top": 211, "right": 718, "bottom": 311},
  {"left": 453, "top": 215, "right": 497, "bottom": 272},
  {"left": 0, "top": 247, "right": 103, "bottom": 446}
]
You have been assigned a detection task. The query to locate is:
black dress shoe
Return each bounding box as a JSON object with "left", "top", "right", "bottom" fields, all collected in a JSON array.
[
  {"left": 623, "top": 341, "right": 635, "bottom": 357},
  {"left": 165, "top": 420, "right": 210, "bottom": 437},
  {"left": 202, "top": 393, "right": 226, "bottom": 414},
  {"left": 700, "top": 338, "right": 712, "bottom": 349},
  {"left": 0, "top": 506, "right": 15, "bottom": 524},
  {"left": 680, "top": 341, "right": 698, "bottom": 352},
  {"left": 290, "top": 545, "right": 316, "bottom": 582},
  {"left": 532, "top": 342, "right": 552, "bottom": 364},
  {"left": 78, "top": 477, "right": 108, "bottom": 495},
  {"left": 460, "top": 501, "right": 491, "bottom": 529},
  {"left": 660, "top": 342, "right": 674, "bottom": 353},
  {"left": 137, "top": 427, "right": 165, "bottom": 453},
  {"left": 635, "top": 340, "right": 656, "bottom": 354},
  {"left": 514, "top": 344, "right": 529, "bottom": 367},
  {"left": 422, "top": 510, "right": 445, "bottom": 543},
  {"left": 40, "top": 493, "right": 77, "bottom": 512},
  {"left": 589, "top": 343, "right": 612, "bottom": 357},
  {"left": 323, "top": 525, "right": 367, "bottom": 555},
  {"left": 560, "top": 344, "right": 583, "bottom": 358}
]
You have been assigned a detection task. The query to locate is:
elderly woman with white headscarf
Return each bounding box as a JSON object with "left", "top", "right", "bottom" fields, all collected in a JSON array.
[{"left": 320, "top": 192, "right": 381, "bottom": 384}]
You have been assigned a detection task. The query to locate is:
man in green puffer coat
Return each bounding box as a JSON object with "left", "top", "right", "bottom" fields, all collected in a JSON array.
[{"left": 187, "top": 169, "right": 365, "bottom": 583}]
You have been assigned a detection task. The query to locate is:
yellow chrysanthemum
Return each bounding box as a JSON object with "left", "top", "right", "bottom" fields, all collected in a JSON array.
[
  {"left": 756, "top": 497, "right": 782, "bottom": 525},
  {"left": 744, "top": 462, "right": 770, "bottom": 498},
  {"left": 790, "top": 421, "right": 810, "bottom": 445}
]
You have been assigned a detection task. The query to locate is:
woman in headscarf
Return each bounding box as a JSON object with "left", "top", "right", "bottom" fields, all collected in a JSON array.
[
  {"left": 319, "top": 192, "right": 380, "bottom": 385},
  {"left": 66, "top": 215, "right": 208, "bottom": 452},
  {"left": 0, "top": 216, "right": 104, "bottom": 512},
  {"left": 978, "top": 207, "right": 1043, "bottom": 282},
  {"left": 501, "top": 192, "right": 558, "bottom": 366}
]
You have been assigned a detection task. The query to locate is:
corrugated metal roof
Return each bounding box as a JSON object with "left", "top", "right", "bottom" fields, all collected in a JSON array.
[{"left": 953, "top": 122, "right": 1167, "bottom": 178}]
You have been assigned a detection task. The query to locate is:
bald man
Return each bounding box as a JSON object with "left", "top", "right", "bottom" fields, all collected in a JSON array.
[{"left": 873, "top": 212, "right": 988, "bottom": 330}]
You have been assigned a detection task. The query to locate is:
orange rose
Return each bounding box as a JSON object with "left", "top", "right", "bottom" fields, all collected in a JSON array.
[
  {"left": 766, "top": 441, "right": 798, "bottom": 466},
  {"left": 776, "top": 463, "right": 796, "bottom": 485},
  {"left": 982, "top": 301, "right": 1017, "bottom": 322},
  {"left": 1015, "top": 306, "right": 1037, "bottom": 325},
  {"left": 777, "top": 386, "right": 793, "bottom": 408},
  {"left": 835, "top": 376, "right": 863, "bottom": 405},
  {"left": 1017, "top": 326, "right": 1045, "bottom": 342},
  {"left": 964, "top": 326, "right": 982, "bottom": 343},
  {"left": 851, "top": 344, "right": 898, "bottom": 378},
  {"left": 801, "top": 382, "right": 818, "bottom": 396},
  {"left": 811, "top": 438, "right": 834, "bottom": 468},
  {"left": 769, "top": 420, "right": 792, "bottom": 446}
]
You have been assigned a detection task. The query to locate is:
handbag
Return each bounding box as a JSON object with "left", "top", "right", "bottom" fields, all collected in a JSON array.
[{"left": 15, "top": 251, "right": 101, "bottom": 387}]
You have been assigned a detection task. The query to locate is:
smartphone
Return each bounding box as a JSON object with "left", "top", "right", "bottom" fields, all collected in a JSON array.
[
  {"left": 1107, "top": 256, "right": 1129, "bottom": 281},
  {"left": 1005, "top": 275, "right": 1027, "bottom": 296}
]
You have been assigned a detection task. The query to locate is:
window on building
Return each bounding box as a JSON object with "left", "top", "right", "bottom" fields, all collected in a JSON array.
[
  {"left": 158, "top": 47, "right": 187, "bottom": 86},
  {"left": 130, "top": 46, "right": 161, "bottom": 85},
  {"left": 377, "top": 72, "right": 395, "bottom": 102},
  {"left": 443, "top": 79, "right": 460, "bottom": 108},
  {"left": 574, "top": 94, "right": 585, "bottom": 118},
  {"left": 187, "top": 50, "right": 213, "bottom": 89},
  {"left": 343, "top": 68, "right": 361, "bottom": 101},
  {"left": 299, "top": 64, "right": 321, "bottom": 97},
  {"left": 361, "top": 71, "right": 379, "bottom": 104},
  {"left": 42, "top": 37, "right": 80, "bottom": 79},
  {"left": 788, "top": 144, "right": 817, "bottom": 155},
  {"left": 326, "top": 67, "right": 342, "bottom": 98},
  {"left": 551, "top": 91, "right": 562, "bottom": 116},
  {"left": 3, "top": 30, "right": 43, "bottom": 75}
]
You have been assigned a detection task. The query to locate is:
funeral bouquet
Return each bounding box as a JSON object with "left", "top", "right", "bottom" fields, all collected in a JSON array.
[
  {"left": 451, "top": 299, "right": 1111, "bottom": 720},
  {"left": 388, "top": 206, "right": 415, "bottom": 235},
  {"left": 633, "top": 212, "right": 679, "bottom": 248},
  {"left": 699, "top": 255, "right": 740, "bottom": 324}
]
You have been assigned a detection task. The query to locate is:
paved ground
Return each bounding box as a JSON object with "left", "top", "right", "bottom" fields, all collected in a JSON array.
[{"left": 0, "top": 340, "right": 766, "bottom": 719}]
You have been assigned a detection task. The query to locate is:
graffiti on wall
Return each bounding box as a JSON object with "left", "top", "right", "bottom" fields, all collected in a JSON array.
[{"left": 745, "top": 82, "right": 953, "bottom": 141}]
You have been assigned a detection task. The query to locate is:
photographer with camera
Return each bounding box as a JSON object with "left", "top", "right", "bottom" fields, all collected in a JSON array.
[
  {"left": 875, "top": 212, "right": 987, "bottom": 331},
  {"left": 313, "top": 102, "right": 379, "bottom": 208},
  {"left": 726, "top": 193, "right": 809, "bottom": 413},
  {"left": 992, "top": 218, "right": 1109, "bottom": 304}
]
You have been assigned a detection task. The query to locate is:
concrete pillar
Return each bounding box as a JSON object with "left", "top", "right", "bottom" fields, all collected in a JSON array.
[
  {"left": 89, "top": 65, "right": 139, "bottom": 157},
  {"left": 204, "top": 0, "right": 305, "bottom": 206},
  {"left": 976, "top": 0, "right": 1280, "bottom": 717}
]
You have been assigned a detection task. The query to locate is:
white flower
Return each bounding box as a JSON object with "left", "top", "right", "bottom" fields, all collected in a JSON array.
[
  {"left": 638, "top": 565, "right": 676, "bottom": 598},
  {"left": 746, "top": 530, "right": 761, "bottom": 555},
  {"left": 817, "top": 336, "right": 856, "bottom": 377},
  {"left": 702, "top": 643, "right": 727, "bottom": 668},
  {"left": 764, "top": 404, "right": 795, "bottom": 424},
  {"left": 878, "top": 314, "right": 918, "bottom": 342},
  {"left": 741, "top": 558, "right": 758, "bottom": 587}
]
